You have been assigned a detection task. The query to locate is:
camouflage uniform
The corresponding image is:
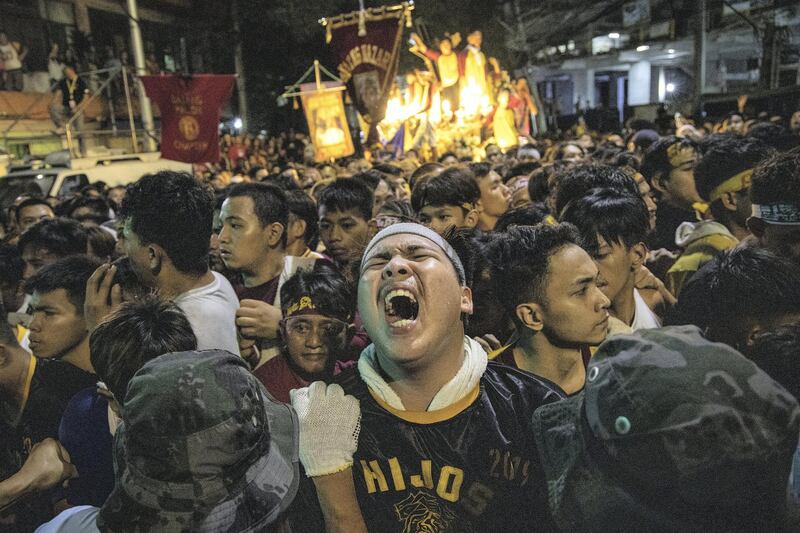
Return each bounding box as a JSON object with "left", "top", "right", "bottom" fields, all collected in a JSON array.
[{"left": 533, "top": 326, "right": 800, "bottom": 532}]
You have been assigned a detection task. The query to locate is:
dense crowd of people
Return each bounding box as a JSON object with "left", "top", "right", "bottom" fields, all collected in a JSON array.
[{"left": 1, "top": 107, "right": 800, "bottom": 531}]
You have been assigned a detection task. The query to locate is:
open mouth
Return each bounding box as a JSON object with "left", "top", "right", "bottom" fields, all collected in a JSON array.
[{"left": 384, "top": 289, "right": 419, "bottom": 328}]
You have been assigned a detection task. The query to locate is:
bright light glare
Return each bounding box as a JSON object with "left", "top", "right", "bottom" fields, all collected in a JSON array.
[
  {"left": 608, "top": 32, "right": 620, "bottom": 39},
  {"left": 233, "top": 117, "right": 243, "bottom": 130},
  {"left": 636, "top": 45, "right": 650, "bottom": 52},
  {"left": 666, "top": 83, "right": 676, "bottom": 93}
]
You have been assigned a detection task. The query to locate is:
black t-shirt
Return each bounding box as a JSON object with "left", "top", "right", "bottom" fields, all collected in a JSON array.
[
  {"left": 55, "top": 76, "right": 89, "bottom": 109},
  {"left": 20, "top": 358, "right": 97, "bottom": 447},
  {"left": 285, "top": 362, "right": 565, "bottom": 532},
  {"left": 0, "top": 357, "right": 96, "bottom": 531}
]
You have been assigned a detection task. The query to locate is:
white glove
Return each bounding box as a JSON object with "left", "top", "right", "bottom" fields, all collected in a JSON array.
[{"left": 290, "top": 381, "right": 361, "bottom": 477}]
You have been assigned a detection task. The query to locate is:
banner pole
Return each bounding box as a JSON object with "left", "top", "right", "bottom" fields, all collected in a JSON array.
[
  {"left": 314, "top": 60, "right": 322, "bottom": 91},
  {"left": 126, "top": 0, "right": 157, "bottom": 152}
]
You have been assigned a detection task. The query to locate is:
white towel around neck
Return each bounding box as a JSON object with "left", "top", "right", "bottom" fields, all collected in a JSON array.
[{"left": 357, "top": 336, "right": 488, "bottom": 411}]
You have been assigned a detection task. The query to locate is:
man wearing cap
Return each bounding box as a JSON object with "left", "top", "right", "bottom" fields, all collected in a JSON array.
[
  {"left": 532, "top": 326, "right": 800, "bottom": 531},
  {"left": 35, "top": 350, "right": 299, "bottom": 532},
  {"left": 288, "top": 223, "right": 563, "bottom": 531},
  {"left": 749, "top": 148, "right": 800, "bottom": 265},
  {"left": 665, "top": 137, "right": 774, "bottom": 297}
]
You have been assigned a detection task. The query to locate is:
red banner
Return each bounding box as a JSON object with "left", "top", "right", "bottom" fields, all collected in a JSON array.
[
  {"left": 327, "top": 10, "right": 406, "bottom": 126},
  {"left": 140, "top": 74, "right": 235, "bottom": 163}
]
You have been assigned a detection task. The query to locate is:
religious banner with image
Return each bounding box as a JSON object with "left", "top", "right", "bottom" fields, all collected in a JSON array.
[
  {"left": 140, "top": 74, "right": 236, "bottom": 163},
  {"left": 300, "top": 81, "right": 355, "bottom": 162},
  {"left": 323, "top": 3, "right": 413, "bottom": 128}
]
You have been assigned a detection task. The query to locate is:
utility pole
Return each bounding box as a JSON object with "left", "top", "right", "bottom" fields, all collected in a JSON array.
[
  {"left": 693, "top": 0, "right": 707, "bottom": 113},
  {"left": 232, "top": 0, "right": 249, "bottom": 131},
  {"left": 127, "top": 0, "right": 157, "bottom": 152}
]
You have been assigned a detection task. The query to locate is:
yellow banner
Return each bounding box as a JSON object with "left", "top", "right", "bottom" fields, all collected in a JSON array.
[{"left": 301, "top": 85, "right": 355, "bottom": 162}]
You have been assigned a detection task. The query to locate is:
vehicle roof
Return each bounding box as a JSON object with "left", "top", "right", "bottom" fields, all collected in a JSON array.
[{"left": 1, "top": 169, "right": 60, "bottom": 179}]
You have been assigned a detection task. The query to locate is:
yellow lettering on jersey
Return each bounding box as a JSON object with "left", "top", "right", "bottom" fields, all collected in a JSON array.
[
  {"left": 409, "top": 459, "right": 434, "bottom": 489},
  {"left": 361, "top": 459, "right": 389, "bottom": 494},
  {"left": 388, "top": 457, "right": 406, "bottom": 491},
  {"left": 436, "top": 466, "right": 464, "bottom": 502}
]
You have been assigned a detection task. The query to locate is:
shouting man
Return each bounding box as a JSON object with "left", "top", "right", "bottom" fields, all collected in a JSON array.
[{"left": 287, "top": 223, "right": 563, "bottom": 531}]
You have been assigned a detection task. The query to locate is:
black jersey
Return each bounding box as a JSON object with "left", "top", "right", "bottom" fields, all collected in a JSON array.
[{"left": 286, "top": 361, "right": 564, "bottom": 532}]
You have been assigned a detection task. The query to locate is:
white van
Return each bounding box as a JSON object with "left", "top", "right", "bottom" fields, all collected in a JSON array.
[{"left": 0, "top": 150, "right": 192, "bottom": 210}]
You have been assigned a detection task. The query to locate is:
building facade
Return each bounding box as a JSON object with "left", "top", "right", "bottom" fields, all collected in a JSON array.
[{"left": 500, "top": 0, "right": 800, "bottom": 127}]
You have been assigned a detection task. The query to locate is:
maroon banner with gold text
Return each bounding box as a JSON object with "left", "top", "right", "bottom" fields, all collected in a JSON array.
[
  {"left": 140, "top": 74, "right": 235, "bottom": 163},
  {"left": 327, "top": 11, "right": 406, "bottom": 126}
]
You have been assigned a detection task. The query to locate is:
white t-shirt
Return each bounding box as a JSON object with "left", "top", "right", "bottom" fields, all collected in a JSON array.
[
  {"left": 630, "top": 288, "right": 662, "bottom": 331},
  {"left": 173, "top": 271, "right": 240, "bottom": 356}
]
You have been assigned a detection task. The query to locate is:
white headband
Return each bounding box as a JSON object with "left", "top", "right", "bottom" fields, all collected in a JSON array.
[{"left": 359, "top": 223, "right": 466, "bottom": 285}]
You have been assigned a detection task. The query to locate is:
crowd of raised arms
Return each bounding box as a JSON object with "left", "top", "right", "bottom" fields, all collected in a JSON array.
[{"left": 1, "top": 108, "right": 800, "bottom": 532}]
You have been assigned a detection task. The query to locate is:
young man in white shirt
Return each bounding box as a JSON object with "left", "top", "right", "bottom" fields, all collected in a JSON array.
[
  {"left": 88, "top": 171, "right": 240, "bottom": 355},
  {"left": 560, "top": 187, "right": 661, "bottom": 332}
]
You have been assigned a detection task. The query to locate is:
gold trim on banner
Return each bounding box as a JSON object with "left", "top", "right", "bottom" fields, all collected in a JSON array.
[{"left": 320, "top": 2, "right": 414, "bottom": 35}]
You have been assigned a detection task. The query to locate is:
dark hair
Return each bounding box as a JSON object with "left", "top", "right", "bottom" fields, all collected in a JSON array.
[
  {"left": 86, "top": 226, "right": 117, "bottom": 261},
  {"left": 488, "top": 223, "right": 583, "bottom": 326},
  {"left": 749, "top": 322, "right": 800, "bottom": 400},
  {"left": 119, "top": 171, "right": 214, "bottom": 275},
  {"left": 694, "top": 137, "right": 774, "bottom": 202},
  {"left": 666, "top": 247, "right": 800, "bottom": 348},
  {"left": 18, "top": 217, "right": 88, "bottom": 257},
  {"left": 372, "top": 163, "right": 403, "bottom": 177},
  {"left": 750, "top": 147, "right": 800, "bottom": 208},
  {"left": 745, "top": 122, "right": 800, "bottom": 152},
  {"left": 24, "top": 255, "right": 101, "bottom": 313},
  {"left": 66, "top": 196, "right": 111, "bottom": 225},
  {"left": 608, "top": 151, "right": 640, "bottom": 171},
  {"left": 411, "top": 166, "right": 480, "bottom": 213},
  {"left": 15, "top": 197, "right": 54, "bottom": 223},
  {"left": 494, "top": 203, "right": 551, "bottom": 232},
  {"left": 467, "top": 162, "right": 492, "bottom": 181},
  {"left": 554, "top": 164, "right": 639, "bottom": 216},
  {"left": 0, "top": 243, "right": 23, "bottom": 287},
  {"left": 285, "top": 189, "right": 318, "bottom": 249},
  {"left": 560, "top": 188, "right": 649, "bottom": 255},
  {"left": 505, "top": 162, "right": 541, "bottom": 183},
  {"left": 280, "top": 265, "right": 354, "bottom": 322},
  {"left": 527, "top": 165, "right": 556, "bottom": 203},
  {"left": 438, "top": 151, "right": 457, "bottom": 163},
  {"left": 90, "top": 297, "right": 197, "bottom": 404},
  {"left": 352, "top": 169, "right": 387, "bottom": 191},
  {"left": 227, "top": 182, "right": 288, "bottom": 246},
  {"left": 0, "top": 303, "right": 17, "bottom": 346},
  {"left": 640, "top": 136, "right": 697, "bottom": 187},
  {"left": 260, "top": 170, "right": 299, "bottom": 191},
  {"left": 409, "top": 162, "right": 444, "bottom": 190},
  {"left": 377, "top": 199, "right": 416, "bottom": 222},
  {"left": 317, "top": 178, "right": 373, "bottom": 221},
  {"left": 445, "top": 229, "right": 511, "bottom": 336},
  {"left": 111, "top": 256, "right": 149, "bottom": 301}
]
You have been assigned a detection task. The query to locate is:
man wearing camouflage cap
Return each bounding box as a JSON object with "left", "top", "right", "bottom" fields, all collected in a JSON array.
[
  {"left": 36, "top": 350, "right": 299, "bottom": 532},
  {"left": 532, "top": 325, "right": 800, "bottom": 531}
]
